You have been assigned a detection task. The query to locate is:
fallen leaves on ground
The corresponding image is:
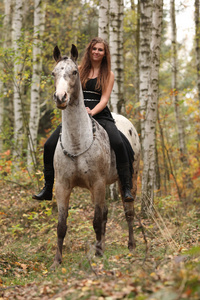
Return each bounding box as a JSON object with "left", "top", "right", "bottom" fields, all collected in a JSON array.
[{"left": 0, "top": 180, "right": 200, "bottom": 299}]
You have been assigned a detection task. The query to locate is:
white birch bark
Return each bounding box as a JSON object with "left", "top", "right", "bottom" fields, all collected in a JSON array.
[
  {"left": 27, "top": 0, "right": 45, "bottom": 169},
  {"left": 0, "top": 0, "right": 12, "bottom": 152},
  {"left": 98, "top": 0, "right": 109, "bottom": 41},
  {"left": 0, "top": 78, "right": 3, "bottom": 153},
  {"left": 12, "top": 0, "right": 24, "bottom": 160},
  {"left": 3, "top": 0, "right": 12, "bottom": 47},
  {"left": 141, "top": 0, "right": 163, "bottom": 213},
  {"left": 195, "top": 0, "right": 200, "bottom": 141},
  {"left": 109, "top": 0, "right": 124, "bottom": 113},
  {"left": 72, "top": 7, "right": 80, "bottom": 45},
  {"left": 139, "top": 0, "right": 152, "bottom": 152}
]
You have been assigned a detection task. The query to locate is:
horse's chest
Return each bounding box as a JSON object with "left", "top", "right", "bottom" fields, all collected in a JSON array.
[{"left": 54, "top": 132, "right": 112, "bottom": 186}]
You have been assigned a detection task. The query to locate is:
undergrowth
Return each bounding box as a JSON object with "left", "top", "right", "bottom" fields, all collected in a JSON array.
[{"left": 0, "top": 178, "right": 200, "bottom": 299}]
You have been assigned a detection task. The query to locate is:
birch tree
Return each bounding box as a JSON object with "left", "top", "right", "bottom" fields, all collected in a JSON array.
[
  {"left": 72, "top": 7, "right": 80, "bottom": 46},
  {"left": 195, "top": 0, "right": 200, "bottom": 143},
  {"left": 27, "top": 0, "right": 45, "bottom": 170},
  {"left": 12, "top": 0, "right": 24, "bottom": 161},
  {"left": 98, "top": 0, "right": 109, "bottom": 41},
  {"left": 0, "top": 77, "right": 2, "bottom": 152},
  {"left": 170, "top": 0, "right": 193, "bottom": 200},
  {"left": 109, "top": 0, "right": 124, "bottom": 113},
  {"left": 0, "top": 0, "right": 12, "bottom": 152},
  {"left": 141, "top": 0, "right": 163, "bottom": 213},
  {"left": 139, "top": 0, "right": 152, "bottom": 151}
]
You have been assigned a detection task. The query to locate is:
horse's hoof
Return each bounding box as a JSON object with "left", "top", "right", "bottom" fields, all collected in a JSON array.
[
  {"left": 50, "top": 260, "right": 61, "bottom": 270},
  {"left": 95, "top": 248, "right": 103, "bottom": 257},
  {"left": 128, "top": 242, "right": 136, "bottom": 251}
]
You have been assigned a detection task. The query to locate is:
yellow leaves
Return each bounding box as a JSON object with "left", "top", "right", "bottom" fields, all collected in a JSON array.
[
  {"left": 61, "top": 267, "right": 67, "bottom": 274},
  {"left": 186, "top": 105, "right": 196, "bottom": 115},
  {"left": 42, "top": 269, "right": 48, "bottom": 275},
  {"left": 127, "top": 252, "right": 134, "bottom": 257},
  {"left": 40, "top": 83, "right": 45, "bottom": 90},
  {"left": 115, "top": 255, "right": 120, "bottom": 260}
]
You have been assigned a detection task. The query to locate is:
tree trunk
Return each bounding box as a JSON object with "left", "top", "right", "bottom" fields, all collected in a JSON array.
[
  {"left": 12, "top": 0, "right": 24, "bottom": 162},
  {"left": 98, "top": 0, "right": 109, "bottom": 41},
  {"left": 141, "top": 0, "right": 163, "bottom": 214},
  {"left": 170, "top": 0, "right": 193, "bottom": 201},
  {"left": 71, "top": 0, "right": 80, "bottom": 46},
  {"left": 194, "top": 0, "right": 200, "bottom": 146},
  {"left": 109, "top": 0, "right": 124, "bottom": 113},
  {"left": 0, "top": 0, "right": 12, "bottom": 152},
  {"left": 157, "top": 110, "right": 170, "bottom": 196},
  {"left": 27, "top": 0, "right": 45, "bottom": 170},
  {"left": 139, "top": 0, "right": 152, "bottom": 154},
  {"left": 135, "top": 2, "right": 140, "bottom": 109}
]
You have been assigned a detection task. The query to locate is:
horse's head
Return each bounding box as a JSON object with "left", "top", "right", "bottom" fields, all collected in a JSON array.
[{"left": 52, "top": 44, "right": 79, "bottom": 109}]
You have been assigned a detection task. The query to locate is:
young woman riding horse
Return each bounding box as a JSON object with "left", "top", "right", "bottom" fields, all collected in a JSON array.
[{"left": 32, "top": 37, "right": 134, "bottom": 202}]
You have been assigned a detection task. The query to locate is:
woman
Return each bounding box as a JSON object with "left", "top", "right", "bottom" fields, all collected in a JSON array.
[{"left": 33, "top": 37, "right": 134, "bottom": 202}]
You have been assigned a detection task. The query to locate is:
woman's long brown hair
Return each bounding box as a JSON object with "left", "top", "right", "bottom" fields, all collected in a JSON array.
[{"left": 79, "top": 37, "right": 111, "bottom": 93}]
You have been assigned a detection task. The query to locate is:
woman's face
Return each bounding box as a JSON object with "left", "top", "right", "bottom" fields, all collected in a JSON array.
[{"left": 90, "top": 42, "right": 105, "bottom": 63}]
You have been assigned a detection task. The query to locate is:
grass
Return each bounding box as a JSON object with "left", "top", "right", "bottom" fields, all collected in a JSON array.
[{"left": 0, "top": 179, "right": 200, "bottom": 299}]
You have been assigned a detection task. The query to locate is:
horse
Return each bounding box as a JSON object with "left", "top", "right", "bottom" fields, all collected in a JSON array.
[{"left": 50, "top": 44, "right": 140, "bottom": 269}]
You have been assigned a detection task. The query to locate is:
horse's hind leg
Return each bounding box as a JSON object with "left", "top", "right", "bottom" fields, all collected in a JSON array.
[
  {"left": 51, "top": 188, "right": 71, "bottom": 269},
  {"left": 119, "top": 177, "right": 136, "bottom": 251},
  {"left": 92, "top": 185, "right": 108, "bottom": 256},
  {"left": 124, "top": 201, "right": 136, "bottom": 250}
]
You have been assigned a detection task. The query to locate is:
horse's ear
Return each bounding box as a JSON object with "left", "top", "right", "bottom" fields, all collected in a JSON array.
[
  {"left": 53, "top": 45, "right": 62, "bottom": 62},
  {"left": 70, "top": 44, "right": 78, "bottom": 62}
]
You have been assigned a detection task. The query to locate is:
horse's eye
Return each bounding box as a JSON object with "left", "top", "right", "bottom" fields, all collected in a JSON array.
[
  {"left": 73, "top": 70, "right": 77, "bottom": 76},
  {"left": 52, "top": 71, "right": 55, "bottom": 77}
]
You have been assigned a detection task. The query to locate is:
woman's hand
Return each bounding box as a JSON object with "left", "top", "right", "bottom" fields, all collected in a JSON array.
[{"left": 86, "top": 107, "right": 93, "bottom": 116}]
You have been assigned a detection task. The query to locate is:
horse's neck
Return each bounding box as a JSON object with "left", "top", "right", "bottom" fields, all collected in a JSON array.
[{"left": 61, "top": 95, "right": 93, "bottom": 154}]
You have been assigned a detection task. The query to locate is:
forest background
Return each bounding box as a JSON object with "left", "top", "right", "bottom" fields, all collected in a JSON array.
[{"left": 0, "top": 0, "right": 200, "bottom": 299}]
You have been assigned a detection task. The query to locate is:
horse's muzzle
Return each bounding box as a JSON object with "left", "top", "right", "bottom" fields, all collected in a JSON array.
[{"left": 54, "top": 92, "right": 68, "bottom": 109}]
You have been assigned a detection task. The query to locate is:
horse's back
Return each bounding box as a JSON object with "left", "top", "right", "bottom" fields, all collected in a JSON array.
[{"left": 111, "top": 113, "right": 140, "bottom": 166}]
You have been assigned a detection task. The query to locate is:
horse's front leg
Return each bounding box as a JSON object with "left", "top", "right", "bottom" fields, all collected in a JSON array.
[
  {"left": 51, "top": 188, "right": 71, "bottom": 270},
  {"left": 92, "top": 183, "right": 108, "bottom": 256}
]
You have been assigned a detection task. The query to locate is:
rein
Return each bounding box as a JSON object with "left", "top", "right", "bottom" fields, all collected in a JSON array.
[{"left": 59, "top": 115, "right": 96, "bottom": 161}]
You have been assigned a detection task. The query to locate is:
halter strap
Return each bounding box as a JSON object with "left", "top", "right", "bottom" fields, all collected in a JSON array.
[{"left": 59, "top": 115, "right": 96, "bottom": 161}]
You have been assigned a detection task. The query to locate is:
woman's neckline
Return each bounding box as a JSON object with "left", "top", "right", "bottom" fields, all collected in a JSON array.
[{"left": 88, "top": 77, "right": 97, "bottom": 80}]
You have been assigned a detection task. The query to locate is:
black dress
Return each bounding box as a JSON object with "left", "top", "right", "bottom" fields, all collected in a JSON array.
[
  {"left": 83, "top": 78, "right": 134, "bottom": 173},
  {"left": 83, "top": 77, "right": 114, "bottom": 122}
]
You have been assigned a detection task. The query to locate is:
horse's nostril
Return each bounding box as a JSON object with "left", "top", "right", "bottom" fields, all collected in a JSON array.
[
  {"left": 54, "top": 92, "right": 67, "bottom": 104},
  {"left": 62, "top": 92, "right": 67, "bottom": 102}
]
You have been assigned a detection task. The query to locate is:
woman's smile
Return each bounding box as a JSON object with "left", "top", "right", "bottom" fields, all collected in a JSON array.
[{"left": 91, "top": 42, "right": 105, "bottom": 62}]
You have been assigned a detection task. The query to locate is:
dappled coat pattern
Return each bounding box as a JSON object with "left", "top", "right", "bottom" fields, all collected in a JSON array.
[{"left": 50, "top": 45, "right": 140, "bottom": 269}]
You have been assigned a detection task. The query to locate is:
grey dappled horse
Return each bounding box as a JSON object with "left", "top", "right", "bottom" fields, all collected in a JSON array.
[{"left": 51, "top": 44, "right": 140, "bottom": 269}]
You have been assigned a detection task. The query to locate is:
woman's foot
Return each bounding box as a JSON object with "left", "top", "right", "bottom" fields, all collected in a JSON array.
[
  {"left": 32, "top": 185, "right": 52, "bottom": 201},
  {"left": 123, "top": 188, "right": 134, "bottom": 202}
]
